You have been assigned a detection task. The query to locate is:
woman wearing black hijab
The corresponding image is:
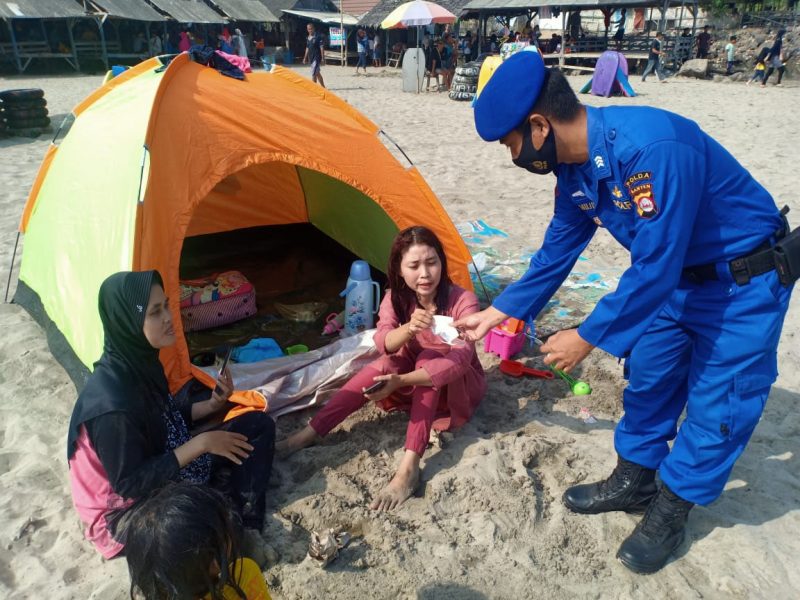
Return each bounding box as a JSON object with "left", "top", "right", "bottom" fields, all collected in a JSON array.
[
  {"left": 67, "top": 270, "right": 275, "bottom": 559},
  {"left": 761, "top": 29, "right": 786, "bottom": 87}
]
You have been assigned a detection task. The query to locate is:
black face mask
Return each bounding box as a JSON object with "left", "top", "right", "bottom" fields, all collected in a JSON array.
[{"left": 512, "top": 119, "right": 558, "bottom": 175}]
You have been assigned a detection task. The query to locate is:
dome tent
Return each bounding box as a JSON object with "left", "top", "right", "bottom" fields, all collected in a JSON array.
[{"left": 14, "top": 54, "right": 472, "bottom": 395}]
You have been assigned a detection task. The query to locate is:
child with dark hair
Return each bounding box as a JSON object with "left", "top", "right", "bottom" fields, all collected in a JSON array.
[
  {"left": 747, "top": 45, "right": 770, "bottom": 86},
  {"left": 277, "top": 226, "right": 487, "bottom": 511},
  {"left": 125, "top": 482, "right": 272, "bottom": 600},
  {"left": 725, "top": 35, "right": 737, "bottom": 75}
]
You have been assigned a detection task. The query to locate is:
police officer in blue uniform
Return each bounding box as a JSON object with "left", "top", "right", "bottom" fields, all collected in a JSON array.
[{"left": 455, "top": 51, "right": 797, "bottom": 573}]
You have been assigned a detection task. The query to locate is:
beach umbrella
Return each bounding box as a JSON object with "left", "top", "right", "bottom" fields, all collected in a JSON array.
[
  {"left": 380, "top": 0, "right": 457, "bottom": 92},
  {"left": 381, "top": 0, "right": 456, "bottom": 29}
]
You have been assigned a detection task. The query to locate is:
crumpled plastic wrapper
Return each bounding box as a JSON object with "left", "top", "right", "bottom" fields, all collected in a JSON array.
[{"left": 307, "top": 529, "right": 351, "bottom": 568}]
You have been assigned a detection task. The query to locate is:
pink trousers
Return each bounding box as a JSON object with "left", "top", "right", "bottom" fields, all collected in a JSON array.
[{"left": 309, "top": 350, "right": 444, "bottom": 457}]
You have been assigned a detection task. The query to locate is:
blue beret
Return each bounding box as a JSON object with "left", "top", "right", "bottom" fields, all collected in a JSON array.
[{"left": 474, "top": 51, "right": 547, "bottom": 142}]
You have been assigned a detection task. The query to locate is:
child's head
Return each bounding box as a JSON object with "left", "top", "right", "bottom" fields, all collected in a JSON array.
[
  {"left": 125, "top": 483, "right": 244, "bottom": 600},
  {"left": 730, "top": 35, "right": 737, "bottom": 42}
]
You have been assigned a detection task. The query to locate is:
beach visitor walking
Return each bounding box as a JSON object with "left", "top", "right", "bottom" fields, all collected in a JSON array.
[
  {"left": 725, "top": 35, "right": 737, "bottom": 75},
  {"left": 613, "top": 9, "right": 626, "bottom": 49},
  {"left": 277, "top": 227, "right": 487, "bottom": 512},
  {"left": 747, "top": 44, "right": 770, "bottom": 86},
  {"left": 641, "top": 32, "right": 666, "bottom": 82},
  {"left": 696, "top": 25, "right": 711, "bottom": 58},
  {"left": 762, "top": 29, "right": 786, "bottom": 87},
  {"left": 356, "top": 29, "right": 369, "bottom": 74},
  {"left": 459, "top": 51, "right": 797, "bottom": 574},
  {"left": 303, "top": 23, "right": 326, "bottom": 88}
]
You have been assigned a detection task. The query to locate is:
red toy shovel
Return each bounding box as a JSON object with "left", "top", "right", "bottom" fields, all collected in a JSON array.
[{"left": 500, "top": 359, "right": 554, "bottom": 379}]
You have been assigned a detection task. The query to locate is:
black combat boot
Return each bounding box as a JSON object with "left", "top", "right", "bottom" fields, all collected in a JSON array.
[
  {"left": 563, "top": 456, "right": 656, "bottom": 514},
  {"left": 616, "top": 484, "right": 694, "bottom": 574}
]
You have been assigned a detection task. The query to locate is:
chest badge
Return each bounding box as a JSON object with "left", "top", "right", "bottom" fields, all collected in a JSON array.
[{"left": 607, "top": 182, "right": 632, "bottom": 211}]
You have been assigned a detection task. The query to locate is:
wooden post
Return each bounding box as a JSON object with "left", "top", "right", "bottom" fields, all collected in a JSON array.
[
  {"left": 559, "top": 10, "right": 566, "bottom": 69},
  {"left": 67, "top": 18, "right": 80, "bottom": 71},
  {"left": 339, "top": 0, "right": 344, "bottom": 67},
  {"left": 7, "top": 18, "right": 22, "bottom": 73},
  {"left": 94, "top": 15, "right": 108, "bottom": 71}
]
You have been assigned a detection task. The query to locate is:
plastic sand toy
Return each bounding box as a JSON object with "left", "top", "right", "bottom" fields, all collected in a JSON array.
[{"left": 550, "top": 366, "right": 592, "bottom": 396}]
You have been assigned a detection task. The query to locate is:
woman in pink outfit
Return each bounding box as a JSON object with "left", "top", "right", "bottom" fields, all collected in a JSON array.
[{"left": 278, "top": 226, "right": 486, "bottom": 511}]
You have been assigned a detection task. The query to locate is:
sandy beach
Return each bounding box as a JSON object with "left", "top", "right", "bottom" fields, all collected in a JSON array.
[{"left": 1, "top": 64, "right": 798, "bottom": 599}]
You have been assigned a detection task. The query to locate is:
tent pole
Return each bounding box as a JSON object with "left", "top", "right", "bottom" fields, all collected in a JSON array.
[{"left": 3, "top": 232, "right": 20, "bottom": 304}]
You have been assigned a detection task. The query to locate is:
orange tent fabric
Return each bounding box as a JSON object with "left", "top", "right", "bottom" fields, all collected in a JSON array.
[{"left": 132, "top": 55, "right": 472, "bottom": 392}]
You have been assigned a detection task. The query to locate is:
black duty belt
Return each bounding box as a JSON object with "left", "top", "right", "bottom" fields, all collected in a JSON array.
[{"left": 683, "top": 240, "right": 775, "bottom": 286}]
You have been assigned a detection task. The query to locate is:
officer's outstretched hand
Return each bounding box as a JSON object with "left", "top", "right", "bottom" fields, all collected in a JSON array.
[
  {"left": 540, "top": 329, "right": 595, "bottom": 373},
  {"left": 454, "top": 306, "right": 509, "bottom": 342}
]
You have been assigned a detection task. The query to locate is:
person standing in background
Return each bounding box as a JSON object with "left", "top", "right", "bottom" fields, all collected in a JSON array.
[
  {"left": 303, "top": 23, "right": 326, "bottom": 88},
  {"left": 696, "top": 25, "right": 711, "bottom": 59},
  {"left": 725, "top": 35, "right": 736, "bottom": 75},
  {"left": 762, "top": 29, "right": 786, "bottom": 87}
]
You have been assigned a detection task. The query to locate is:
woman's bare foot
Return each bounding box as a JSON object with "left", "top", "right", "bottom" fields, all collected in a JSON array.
[
  {"left": 370, "top": 450, "right": 421, "bottom": 511},
  {"left": 275, "top": 425, "right": 320, "bottom": 458}
]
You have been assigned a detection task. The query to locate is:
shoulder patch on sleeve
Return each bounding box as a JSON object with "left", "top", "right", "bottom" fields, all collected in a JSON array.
[{"left": 625, "top": 172, "right": 657, "bottom": 219}]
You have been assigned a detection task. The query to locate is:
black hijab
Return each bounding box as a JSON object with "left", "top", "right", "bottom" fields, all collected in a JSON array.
[{"left": 67, "top": 270, "right": 169, "bottom": 459}]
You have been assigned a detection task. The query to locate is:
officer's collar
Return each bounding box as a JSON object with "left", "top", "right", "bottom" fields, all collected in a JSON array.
[{"left": 584, "top": 106, "right": 612, "bottom": 180}]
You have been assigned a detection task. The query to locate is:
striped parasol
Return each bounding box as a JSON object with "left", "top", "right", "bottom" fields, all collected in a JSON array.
[{"left": 380, "top": 0, "right": 456, "bottom": 29}]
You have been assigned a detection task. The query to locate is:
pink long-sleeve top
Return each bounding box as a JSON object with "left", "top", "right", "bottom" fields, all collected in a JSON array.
[{"left": 372, "top": 285, "right": 487, "bottom": 431}]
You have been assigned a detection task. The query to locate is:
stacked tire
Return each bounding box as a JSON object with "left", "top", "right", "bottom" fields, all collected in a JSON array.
[
  {"left": 0, "top": 89, "right": 51, "bottom": 136},
  {"left": 449, "top": 62, "right": 480, "bottom": 102}
]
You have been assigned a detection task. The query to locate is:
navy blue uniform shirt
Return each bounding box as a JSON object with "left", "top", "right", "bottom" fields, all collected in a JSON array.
[{"left": 494, "top": 105, "right": 783, "bottom": 358}]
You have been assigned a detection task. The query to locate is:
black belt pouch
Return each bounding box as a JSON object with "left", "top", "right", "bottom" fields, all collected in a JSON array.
[{"left": 774, "top": 225, "right": 800, "bottom": 286}]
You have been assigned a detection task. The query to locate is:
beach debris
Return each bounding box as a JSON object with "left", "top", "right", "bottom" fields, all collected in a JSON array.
[
  {"left": 456, "top": 219, "right": 509, "bottom": 244},
  {"left": 307, "top": 529, "right": 351, "bottom": 568},
  {"left": 579, "top": 407, "right": 598, "bottom": 424}
]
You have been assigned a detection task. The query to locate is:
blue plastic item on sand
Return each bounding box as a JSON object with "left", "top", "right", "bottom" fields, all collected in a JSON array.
[{"left": 231, "top": 338, "right": 283, "bottom": 363}]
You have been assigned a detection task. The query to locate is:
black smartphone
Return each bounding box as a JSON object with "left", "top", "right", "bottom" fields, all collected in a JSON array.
[
  {"left": 362, "top": 380, "right": 387, "bottom": 395},
  {"left": 213, "top": 346, "right": 233, "bottom": 396}
]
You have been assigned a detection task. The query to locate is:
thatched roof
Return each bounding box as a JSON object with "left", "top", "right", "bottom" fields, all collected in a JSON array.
[
  {"left": 87, "top": 0, "right": 167, "bottom": 21},
  {"left": 259, "top": 0, "right": 338, "bottom": 17},
  {"left": 212, "top": 0, "right": 280, "bottom": 21},
  {"left": 0, "top": 0, "right": 85, "bottom": 19},
  {"left": 461, "top": 0, "right": 675, "bottom": 15}
]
